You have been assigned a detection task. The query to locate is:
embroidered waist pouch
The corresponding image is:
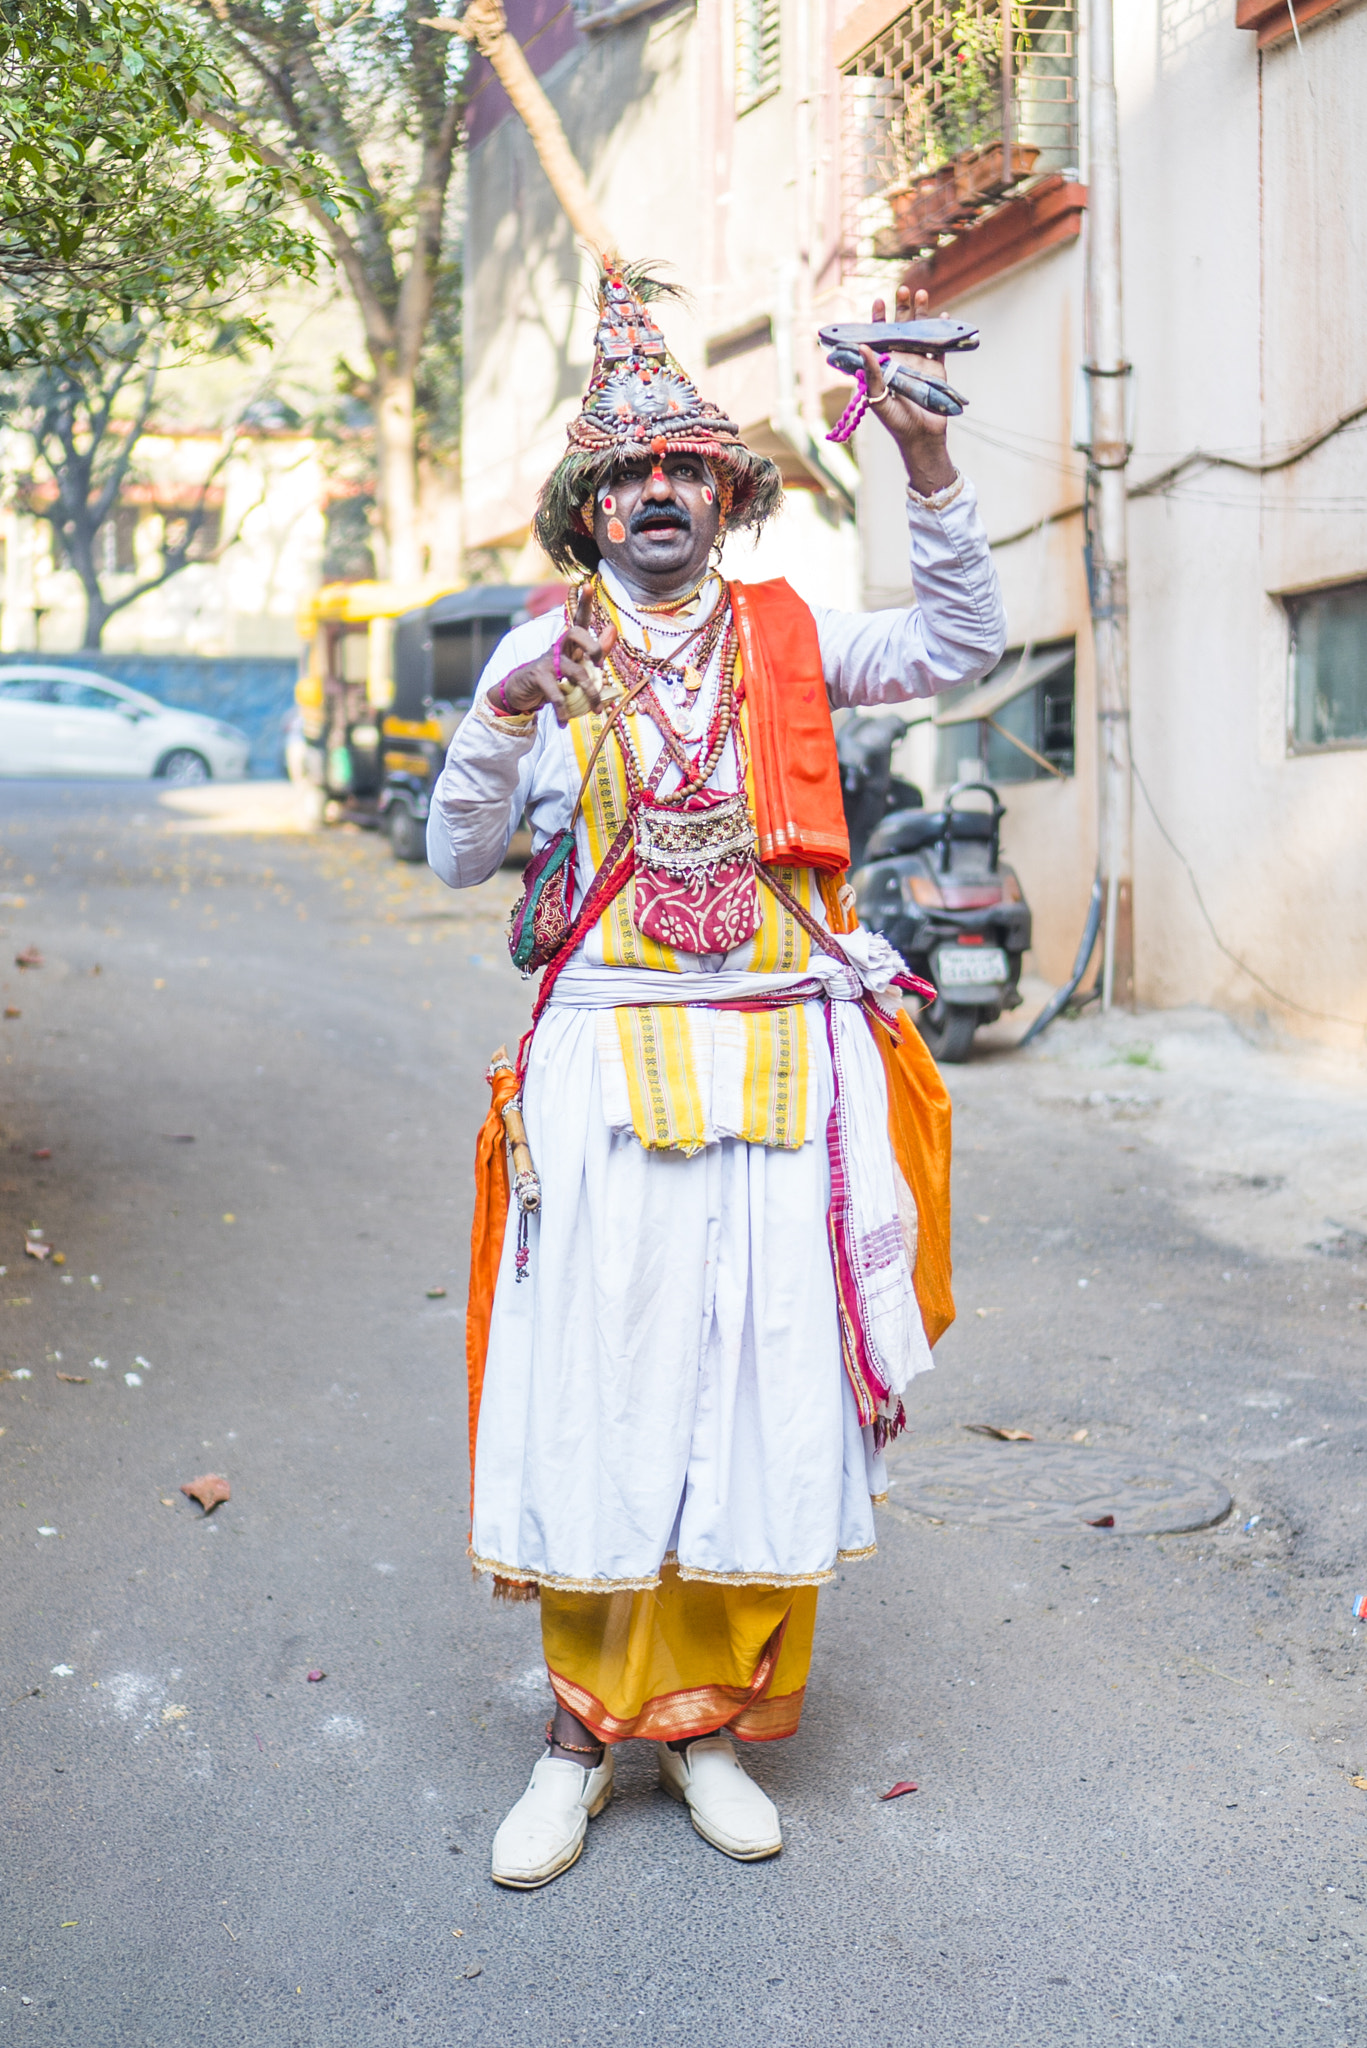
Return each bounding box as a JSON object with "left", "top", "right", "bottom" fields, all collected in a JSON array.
[{"left": 632, "top": 789, "right": 762, "bottom": 955}]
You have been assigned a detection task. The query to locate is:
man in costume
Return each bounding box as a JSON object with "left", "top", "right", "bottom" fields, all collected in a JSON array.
[{"left": 428, "top": 267, "right": 1006, "bottom": 1888}]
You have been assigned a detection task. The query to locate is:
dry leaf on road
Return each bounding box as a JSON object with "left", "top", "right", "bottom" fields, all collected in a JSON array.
[
  {"left": 15, "top": 947, "right": 43, "bottom": 969},
  {"left": 962, "top": 1423, "right": 1034, "bottom": 1442},
  {"left": 24, "top": 1240, "right": 51, "bottom": 1261},
  {"left": 879, "top": 1780, "right": 919, "bottom": 1800},
  {"left": 181, "top": 1473, "right": 231, "bottom": 1513},
  {"left": 55, "top": 1373, "right": 87, "bottom": 1384}
]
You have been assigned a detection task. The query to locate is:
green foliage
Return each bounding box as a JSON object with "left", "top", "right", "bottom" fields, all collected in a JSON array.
[
  {"left": 0, "top": 0, "right": 342, "bottom": 367},
  {"left": 926, "top": 7, "right": 1002, "bottom": 162}
]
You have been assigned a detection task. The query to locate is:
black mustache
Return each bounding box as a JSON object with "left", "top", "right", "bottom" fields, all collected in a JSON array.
[{"left": 629, "top": 502, "right": 691, "bottom": 534}]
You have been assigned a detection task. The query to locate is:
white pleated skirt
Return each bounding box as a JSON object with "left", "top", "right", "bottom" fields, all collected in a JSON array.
[{"left": 470, "top": 1002, "right": 886, "bottom": 1590}]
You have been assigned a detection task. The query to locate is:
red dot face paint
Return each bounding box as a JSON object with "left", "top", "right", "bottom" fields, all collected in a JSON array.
[
  {"left": 702, "top": 486, "right": 714, "bottom": 505},
  {"left": 601, "top": 493, "right": 616, "bottom": 514}
]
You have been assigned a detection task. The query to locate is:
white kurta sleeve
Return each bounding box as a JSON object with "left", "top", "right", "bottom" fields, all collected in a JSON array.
[
  {"left": 425, "top": 616, "right": 558, "bottom": 888},
  {"left": 812, "top": 473, "right": 1007, "bottom": 708}
]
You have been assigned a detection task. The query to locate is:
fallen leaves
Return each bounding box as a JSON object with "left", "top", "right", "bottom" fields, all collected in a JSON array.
[
  {"left": 24, "top": 1239, "right": 51, "bottom": 1261},
  {"left": 962, "top": 1423, "right": 1034, "bottom": 1442},
  {"left": 15, "top": 946, "right": 43, "bottom": 969},
  {"left": 161, "top": 1703, "right": 188, "bottom": 1723},
  {"left": 1086, "top": 1514, "right": 1116, "bottom": 1529},
  {"left": 1071, "top": 1428, "right": 1089, "bottom": 1442},
  {"left": 1352, "top": 1776, "right": 1367, "bottom": 1791},
  {"left": 180, "top": 1473, "right": 231, "bottom": 1513},
  {"left": 879, "top": 1781, "right": 919, "bottom": 1801},
  {"left": 32, "top": 1148, "right": 51, "bottom": 1160},
  {"left": 306, "top": 1669, "right": 326, "bottom": 1683},
  {"left": 55, "top": 1372, "right": 87, "bottom": 1384},
  {"left": 4, "top": 1007, "right": 19, "bottom": 1019},
  {"left": 426, "top": 1286, "right": 447, "bottom": 1299}
]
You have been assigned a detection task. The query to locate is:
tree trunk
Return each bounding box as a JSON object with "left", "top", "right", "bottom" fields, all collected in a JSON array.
[
  {"left": 374, "top": 366, "right": 422, "bottom": 585},
  {"left": 64, "top": 529, "right": 109, "bottom": 648},
  {"left": 80, "top": 600, "right": 109, "bottom": 649},
  {"left": 438, "top": 1, "right": 616, "bottom": 259}
]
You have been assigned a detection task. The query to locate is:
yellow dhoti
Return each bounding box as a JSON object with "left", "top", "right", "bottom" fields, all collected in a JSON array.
[{"left": 541, "top": 1563, "right": 817, "bottom": 1745}]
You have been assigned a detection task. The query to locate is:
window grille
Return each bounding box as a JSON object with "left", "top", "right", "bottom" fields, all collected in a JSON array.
[
  {"left": 840, "top": 3, "right": 1078, "bottom": 269},
  {"left": 736, "top": 0, "right": 781, "bottom": 112}
]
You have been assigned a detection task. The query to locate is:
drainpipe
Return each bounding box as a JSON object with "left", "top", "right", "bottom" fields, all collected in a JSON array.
[{"left": 1085, "top": 0, "right": 1135, "bottom": 1010}]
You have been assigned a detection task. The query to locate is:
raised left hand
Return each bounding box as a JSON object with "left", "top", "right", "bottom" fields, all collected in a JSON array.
[{"left": 858, "top": 284, "right": 958, "bottom": 497}]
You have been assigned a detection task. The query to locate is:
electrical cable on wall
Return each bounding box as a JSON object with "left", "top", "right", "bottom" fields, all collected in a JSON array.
[
  {"left": 985, "top": 396, "right": 1367, "bottom": 550},
  {"left": 1129, "top": 755, "right": 1367, "bottom": 1034}
]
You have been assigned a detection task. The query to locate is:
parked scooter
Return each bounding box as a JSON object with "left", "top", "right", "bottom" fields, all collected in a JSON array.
[{"left": 847, "top": 774, "right": 1032, "bottom": 1063}]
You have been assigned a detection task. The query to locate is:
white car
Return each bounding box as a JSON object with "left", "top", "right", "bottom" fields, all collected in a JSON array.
[{"left": 0, "top": 665, "right": 251, "bottom": 782}]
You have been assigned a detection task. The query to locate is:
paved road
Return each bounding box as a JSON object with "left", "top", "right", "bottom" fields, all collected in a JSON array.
[{"left": 1, "top": 782, "right": 1364, "bottom": 2047}]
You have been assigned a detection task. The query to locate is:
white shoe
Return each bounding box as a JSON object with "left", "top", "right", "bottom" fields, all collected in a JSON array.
[
  {"left": 657, "top": 1734, "right": 782, "bottom": 1861},
  {"left": 490, "top": 1749, "right": 614, "bottom": 1889}
]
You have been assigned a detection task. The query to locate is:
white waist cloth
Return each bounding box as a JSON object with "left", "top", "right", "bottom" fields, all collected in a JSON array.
[{"left": 471, "top": 938, "right": 932, "bottom": 1593}]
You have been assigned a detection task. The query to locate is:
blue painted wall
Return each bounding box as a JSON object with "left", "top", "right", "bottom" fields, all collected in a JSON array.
[{"left": 0, "top": 653, "right": 296, "bottom": 777}]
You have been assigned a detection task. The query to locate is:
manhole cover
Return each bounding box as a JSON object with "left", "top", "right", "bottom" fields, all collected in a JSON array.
[{"left": 885, "top": 1444, "right": 1231, "bottom": 1535}]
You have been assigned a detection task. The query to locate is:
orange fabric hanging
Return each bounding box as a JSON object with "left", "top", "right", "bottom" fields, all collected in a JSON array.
[
  {"left": 730, "top": 578, "right": 850, "bottom": 873},
  {"left": 466, "top": 1054, "right": 520, "bottom": 1510},
  {"left": 867, "top": 1010, "right": 956, "bottom": 1348}
]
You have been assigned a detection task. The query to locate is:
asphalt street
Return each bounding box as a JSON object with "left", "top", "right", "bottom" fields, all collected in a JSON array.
[{"left": 1, "top": 780, "right": 1364, "bottom": 2047}]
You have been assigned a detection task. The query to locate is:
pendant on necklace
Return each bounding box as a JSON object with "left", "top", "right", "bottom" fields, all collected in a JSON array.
[{"left": 683, "top": 663, "right": 703, "bottom": 695}]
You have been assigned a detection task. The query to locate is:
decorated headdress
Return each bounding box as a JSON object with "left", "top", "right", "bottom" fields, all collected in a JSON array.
[{"left": 533, "top": 263, "right": 783, "bottom": 575}]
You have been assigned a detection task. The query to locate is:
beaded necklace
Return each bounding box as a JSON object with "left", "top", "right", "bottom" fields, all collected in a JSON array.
[{"left": 585, "top": 580, "right": 740, "bottom": 807}]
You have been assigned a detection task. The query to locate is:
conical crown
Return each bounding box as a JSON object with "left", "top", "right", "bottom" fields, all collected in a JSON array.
[
  {"left": 569, "top": 269, "right": 741, "bottom": 457},
  {"left": 533, "top": 264, "right": 784, "bottom": 576}
]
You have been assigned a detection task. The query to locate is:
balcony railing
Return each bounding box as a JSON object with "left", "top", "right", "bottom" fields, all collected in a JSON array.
[{"left": 840, "top": 2, "right": 1078, "bottom": 269}]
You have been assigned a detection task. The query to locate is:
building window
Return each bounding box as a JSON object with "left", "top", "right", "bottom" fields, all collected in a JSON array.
[
  {"left": 51, "top": 506, "right": 138, "bottom": 575},
  {"left": 161, "top": 505, "right": 223, "bottom": 562},
  {"left": 736, "top": 0, "right": 780, "bottom": 111},
  {"left": 839, "top": 3, "right": 1078, "bottom": 267},
  {"left": 324, "top": 495, "right": 377, "bottom": 583},
  {"left": 99, "top": 507, "right": 139, "bottom": 576},
  {"left": 935, "top": 637, "right": 1075, "bottom": 784},
  {"left": 1287, "top": 577, "right": 1367, "bottom": 751}
]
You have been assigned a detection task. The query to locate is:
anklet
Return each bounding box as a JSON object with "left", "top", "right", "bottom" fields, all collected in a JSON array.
[{"left": 546, "top": 1719, "right": 603, "bottom": 1757}]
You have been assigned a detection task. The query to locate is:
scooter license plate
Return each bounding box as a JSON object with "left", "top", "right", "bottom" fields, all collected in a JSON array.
[{"left": 937, "top": 944, "right": 1008, "bottom": 987}]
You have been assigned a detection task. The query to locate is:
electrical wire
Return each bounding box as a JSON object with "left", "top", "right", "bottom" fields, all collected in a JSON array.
[
  {"left": 1129, "top": 753, "right": 1367, "bottom": 1033},
  {"left": 985, "top": 397, "right": 1367, "bottom": 547}
]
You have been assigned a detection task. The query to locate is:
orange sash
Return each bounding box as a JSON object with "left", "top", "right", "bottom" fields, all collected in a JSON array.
[
  {"left": 870, "top": 1012, "right": 955, "bottom": 1349},
  {"left": 465, "top": 1055, "right": 520, "bottom": 1510},
  {"left": 730, "top": 578, "right": 850, "bottom": 873},
  {"left": 818, "top": 874, "right": 955, "bottom": 1349}
]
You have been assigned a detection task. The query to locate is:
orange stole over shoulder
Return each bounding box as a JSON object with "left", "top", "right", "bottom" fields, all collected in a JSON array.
[{"left": 730, "top": 578, "right": 850, "bottom": 873}]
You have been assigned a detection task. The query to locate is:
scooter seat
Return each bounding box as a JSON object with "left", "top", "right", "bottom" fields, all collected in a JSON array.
[{"left": 865, "top": 808, "right": 994, "bottom": 858}]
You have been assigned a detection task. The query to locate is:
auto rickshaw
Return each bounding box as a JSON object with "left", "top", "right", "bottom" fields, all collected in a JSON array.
[
  {"left": 293, "top": 579, "right": 564, "bottom": 860},
  {"left": 380, "top": 583, "right": 565, "bottom": 860}
]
